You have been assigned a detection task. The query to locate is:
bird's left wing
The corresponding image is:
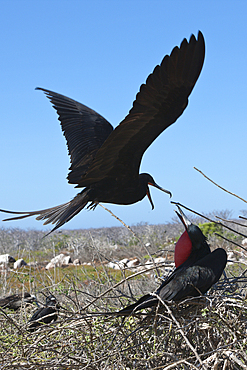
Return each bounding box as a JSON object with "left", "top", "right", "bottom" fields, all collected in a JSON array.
[
  {"left": 79, "top": 31, "right": 205, "bottom": 186},
  {"left": 36, "top": 88, "right": 114, "bottom": 185}
]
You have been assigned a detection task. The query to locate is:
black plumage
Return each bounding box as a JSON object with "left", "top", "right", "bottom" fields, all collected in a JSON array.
[
  {"left": 0, "top": 292, "right": 35, "bottom": 311},
  {"left": 118, "top": 206, "right": 227, "bottom": 315},
  {"left": 0, "top": 32, "right": 205, "bottom": 233},
  {"left": 27, "top": 295, "right": 59, "bottom": 332}
]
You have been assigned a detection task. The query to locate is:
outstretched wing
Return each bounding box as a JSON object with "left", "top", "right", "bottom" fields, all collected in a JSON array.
[
  {"left": 78, "top": 31, "right": 205, "bottom": 187},
  {"left": 36, "top": 88, "right": 113, "bottom": 184}
]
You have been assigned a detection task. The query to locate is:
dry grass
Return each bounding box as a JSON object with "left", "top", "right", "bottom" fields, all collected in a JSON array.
[
  {"left": 0, "top": 212, "right": 247, "bottom": 369},
  {"left": 0, "top": 257, "right": 247, "bottom": 369}
]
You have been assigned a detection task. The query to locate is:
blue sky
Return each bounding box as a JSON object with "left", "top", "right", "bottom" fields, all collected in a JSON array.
[{"left": 0, "top": 0, "right": 246, "bottom": 232}]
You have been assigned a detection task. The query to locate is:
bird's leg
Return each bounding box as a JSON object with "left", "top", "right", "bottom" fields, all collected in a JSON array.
[{"left": 87, "top": 201, "right": 98, "bottom": 211}]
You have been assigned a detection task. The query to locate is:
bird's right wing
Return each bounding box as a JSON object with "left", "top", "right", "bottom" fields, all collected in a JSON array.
[{"left": 78, "top": 31, "right": 205, "bottom": 187}]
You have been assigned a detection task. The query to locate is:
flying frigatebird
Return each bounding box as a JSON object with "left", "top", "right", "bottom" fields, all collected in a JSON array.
[
  {"left": 118, "top": 206, "right": 227, "bottom": 315},
  {"left": 0, "top": 32, "right": 205, "bottom": 233}
]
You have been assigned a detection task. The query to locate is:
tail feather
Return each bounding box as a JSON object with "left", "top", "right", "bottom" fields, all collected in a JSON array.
[
  {"left": 118, "top": 294, "right": 158, "bottom": 316},
  {"left": 0, "top": 190, "right": 91, "bottom": 234}
]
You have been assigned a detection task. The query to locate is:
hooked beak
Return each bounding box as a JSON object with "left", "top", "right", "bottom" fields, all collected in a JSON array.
[
  {"left": 147, "top": 181, "right": 172, "bottom": 210},
  {"left": 175, "top": 205, "right": 192, "bottom": 230}
]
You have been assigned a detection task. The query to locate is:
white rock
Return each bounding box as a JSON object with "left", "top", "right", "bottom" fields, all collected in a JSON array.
[
  {"left": 0, "top": 254, "right": 15, "bottom": 264},
  {"left": 14, "top": 259, "right": 27, "bottom": 269},
  {"left": 107, "top": 261, "right": 119, "bottom": 269},
  {"left": 45, "top": 262, "right": 54, "bottom": 270},
  {"left": 118, "top": 258, "right": 129, "bottom": 268},
  {"left": 45, "top": 253, "right": 72, "bottom": 269},
  {"left": 107, "top": 258, "right": 141, "bottom": 270},
  {"left": 63, "top": 255, "right": 72, "bottom": 264},
  {"left": 153, "top": 257, "right": 167, "bottom": 264},
  {"left": 126, "top": 258, "right": 140, "bottom": 268},
  {"left": 242, "top": 238, "right": 247, "bottom": 247}
]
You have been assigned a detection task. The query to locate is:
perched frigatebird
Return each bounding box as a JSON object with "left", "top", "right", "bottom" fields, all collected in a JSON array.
[
  {"left": 118, "top": 206, "right": 227, "bottom": 315},
  {"left": 27, "top": 295, "right": 59, "bottom": 332},
  {"left": 0, "top": 292, "right": 36, "bottom": 311},
  {"left": 0, "top": 32, "right": 205, "bottom": 233}
]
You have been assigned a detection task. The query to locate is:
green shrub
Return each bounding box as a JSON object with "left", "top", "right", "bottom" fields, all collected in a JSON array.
[{"left": 198, "top": 222, "right": 223, "bottom": 237}]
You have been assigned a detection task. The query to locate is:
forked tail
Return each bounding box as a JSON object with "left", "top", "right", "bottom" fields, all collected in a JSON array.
[
  {"left": 0, "top": 190, "right": 91, "bottom": 235},
  {"left": 118, "top": 294, "right": 158, "bottom": 316}
]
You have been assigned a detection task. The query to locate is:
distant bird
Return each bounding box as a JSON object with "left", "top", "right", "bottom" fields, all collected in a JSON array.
[
  {"left": 0, "top": 292, "right": 35, "bottom": 311},
  {"left": 0, "top": 32, "right": 205, "bottom": 233},
  {"left": 118, "top": 206, "right": 227, "bottom": 315},
  {"left": 27, "top": 295, "right": 59, "bottom": 332}
]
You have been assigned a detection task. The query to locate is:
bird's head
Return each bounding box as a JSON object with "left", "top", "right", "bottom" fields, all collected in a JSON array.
[
  {"left": 139, "top": 173, "right": 172, "bottom": 210},
  {"left": 46, "top": 295, "right": 58, "bottom": 307},
  {"left": 174, "top": 205, "right": 209, "bottom": 268}
]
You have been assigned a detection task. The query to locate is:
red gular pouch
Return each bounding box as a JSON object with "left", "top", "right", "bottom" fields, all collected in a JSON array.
[{"left": 174, "top": 230, "right": 192, "bottom": 268}]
